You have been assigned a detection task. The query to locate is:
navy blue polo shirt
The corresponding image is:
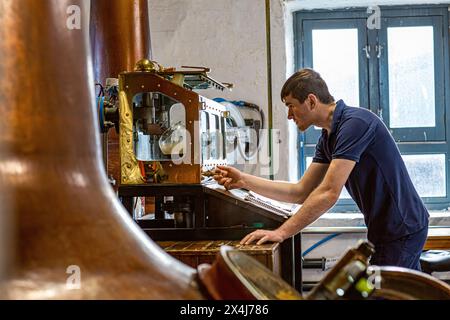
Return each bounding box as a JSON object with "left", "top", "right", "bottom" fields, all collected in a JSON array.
[{"left": 312, "top": 100, "right": 429, "bottom": 244}]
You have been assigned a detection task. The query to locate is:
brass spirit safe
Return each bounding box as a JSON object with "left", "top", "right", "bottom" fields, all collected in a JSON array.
[{"left": 99, "top": 60, "right": 232, "bottom": 185}]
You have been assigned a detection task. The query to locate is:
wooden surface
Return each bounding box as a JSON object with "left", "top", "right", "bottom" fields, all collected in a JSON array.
[
  {"left": 159, "top": 240, "right": 281, "bottom": 276},
  {"left": 0, "top": 0, "right": 204, "bottom": 299},
  {"left": 424, "top": 228, "right": 450, "bottom": 250}
]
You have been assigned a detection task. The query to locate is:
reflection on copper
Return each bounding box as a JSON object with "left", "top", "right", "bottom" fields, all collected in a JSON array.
[
  {"left": 0, "top": 0, "right": 204, "bottom": 299},
  {"left": 0, "top": 160, "right": 29, "bottom": 177}
]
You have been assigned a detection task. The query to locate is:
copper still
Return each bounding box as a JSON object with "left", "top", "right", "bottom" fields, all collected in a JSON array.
[{"left": 0, "top": 0, "right": 204, "bottom": 299}]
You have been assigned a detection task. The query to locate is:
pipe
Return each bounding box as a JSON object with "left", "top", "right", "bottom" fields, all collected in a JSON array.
[
  {"left": 90, "top": 0, "right": 152, "bottom": 83},
  {"left": 90, "top": 0, "right": 152, "bottom": 185},
  {"left": 265, "top": 0, "right": 274, "bottom": 180}
]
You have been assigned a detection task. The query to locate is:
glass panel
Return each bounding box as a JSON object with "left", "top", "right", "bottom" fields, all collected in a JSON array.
[
  {"left": 388, "top": 26, "right": 435, "bottom": 128},
  {"left": 312, "top": 29, "right": 359, "bottom": 107},
  {"left": 132, "top": 92, "right": 186, "bottom": 161},
  {"left": 402, "top": 154, "right": 446, "bottom": 197},
  {"left": 200, "top": 111, "right": 209, "bottom": 161},
  {"left": 306, "top": 157, "right": 351, "bottom": 199},
  {"left": 209, "top": 114, "right": 219, "bottom": 160}
]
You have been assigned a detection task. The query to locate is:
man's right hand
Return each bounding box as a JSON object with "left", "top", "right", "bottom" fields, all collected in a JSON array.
[{"left": 213, "top": 165, "right": 247, "bottom": 190}]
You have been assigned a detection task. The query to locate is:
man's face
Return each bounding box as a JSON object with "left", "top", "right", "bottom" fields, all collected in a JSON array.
[{"left": 284, "top": 94, "right": 313, "bottom": 131}]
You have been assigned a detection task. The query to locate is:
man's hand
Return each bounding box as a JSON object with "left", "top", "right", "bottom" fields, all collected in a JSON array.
[
  {"left": 213, "top": 165, "right": 247, "bottom": 190},
  {"left": 240, "top": 229, "right": 285, "bottom": 245}
]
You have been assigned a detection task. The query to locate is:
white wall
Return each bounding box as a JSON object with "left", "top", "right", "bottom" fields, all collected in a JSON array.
[
  {"left": 149, "top": 0, "right": 289, "bottom": 179},
  {"left": 149, "top": 0, "right": 450, "bottom": 182}
]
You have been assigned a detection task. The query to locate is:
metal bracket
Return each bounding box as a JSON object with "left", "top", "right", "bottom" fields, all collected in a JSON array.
[
  {"left": 376, "top": 44, "right": 383, "bottom": 59},
  {"left": 363, "top": 45, "right": 371, "bottom": 59}
]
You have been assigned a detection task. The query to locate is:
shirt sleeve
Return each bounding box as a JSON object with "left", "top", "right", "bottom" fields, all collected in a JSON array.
[
  {"left": 312, "top": 135, "right": 330, "bottom": 164},
  {"left": 332, "top": 118, "right": 375, "bottom": 163}
]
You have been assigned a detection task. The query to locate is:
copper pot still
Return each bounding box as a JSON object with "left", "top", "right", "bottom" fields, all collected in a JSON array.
[{"left": 0, "top": 0, "right": 204, "bottom": 299}]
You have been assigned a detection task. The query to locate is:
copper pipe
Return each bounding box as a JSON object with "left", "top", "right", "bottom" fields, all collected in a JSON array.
[
  {"left": 90, "top": 0, "right": 151, "bottom": 188},
  {"left": 90, "top": 0, "right": 151, "bottom": 83},
  {"left": 0, "top": 0, "right": 204, "bottom": 299}
]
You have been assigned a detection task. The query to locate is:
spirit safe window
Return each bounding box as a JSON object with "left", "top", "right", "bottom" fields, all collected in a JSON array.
[
  {"left": 132, "top": 92, "right": 186, "bottom": 162},
  {"left": 200, "top": 110, "right": 226, "bottom": 163}
]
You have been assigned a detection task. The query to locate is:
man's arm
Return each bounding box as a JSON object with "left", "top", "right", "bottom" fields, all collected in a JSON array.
[
  {"left": 240, "top": 159, "right": 356, "bottom": 245},
  {"left": 244, "top": 162, "right": 329, "bottom": 203},
  {"left": 214, "top": 162, "right": 328, "bottom": 204}
]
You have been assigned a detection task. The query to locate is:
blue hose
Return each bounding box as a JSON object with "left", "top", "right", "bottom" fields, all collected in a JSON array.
[{"left": 302, "top": 233, "right": 341, "bottom": 257}]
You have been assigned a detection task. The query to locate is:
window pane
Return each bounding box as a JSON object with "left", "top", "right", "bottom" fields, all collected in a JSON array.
[
  {"left": 402, "top": 154, "right": 446, "bottom": 197},
  {"left": 312, "top": 29, "right": 359, "bottom": 107},
  {"left": 306, "top": 157, "right": 351, "bottom": 199},
  {"left": 388, "top": 26, "right": 435, "bottom": 128}
]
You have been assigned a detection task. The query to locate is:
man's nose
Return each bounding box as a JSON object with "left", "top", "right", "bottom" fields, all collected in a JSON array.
[{"left": 287, "top": 110, "right": 293, "bottom": 120}]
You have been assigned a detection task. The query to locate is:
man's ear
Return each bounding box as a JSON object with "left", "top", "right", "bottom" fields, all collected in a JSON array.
[{"left": 307, "top": 94, "right": 318, "bottom": 110}]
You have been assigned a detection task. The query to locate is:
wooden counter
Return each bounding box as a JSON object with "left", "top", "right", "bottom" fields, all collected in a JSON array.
[
  {"left": 158, "top": 240, "right": 281, "bottom": 276},
  {"left": 424, "top": 228, "right": 450, "bottom": 250}
]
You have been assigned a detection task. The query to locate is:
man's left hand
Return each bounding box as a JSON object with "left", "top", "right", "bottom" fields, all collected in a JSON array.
[{"left": 240, "top": 229, "right": 285, "bottom": 245}]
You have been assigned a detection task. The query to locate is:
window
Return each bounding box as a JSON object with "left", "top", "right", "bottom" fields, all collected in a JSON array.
[{"left": 294, "top": 5, "right": 450, "bottom": 211}]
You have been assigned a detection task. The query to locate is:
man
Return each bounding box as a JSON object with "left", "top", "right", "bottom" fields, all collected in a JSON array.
[{"left": 214, "top": 68, "right": 429, "bottom": 270}]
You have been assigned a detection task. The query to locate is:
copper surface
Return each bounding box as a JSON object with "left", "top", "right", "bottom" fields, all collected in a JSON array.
[
  {"left": 90, "top": 0, "right": 151, "bottom": 190},
  {"left": 197, "top": 246, "right": 302, "bottom": 300},
  {"left": 90, "top": 0, "right": 151, "bottom": 83},
  {"left": 0, "top": 0, "right": 204, "bottom": 299},
  {"left": 371, "top": 267, "right": 450, "bottom": 300}
]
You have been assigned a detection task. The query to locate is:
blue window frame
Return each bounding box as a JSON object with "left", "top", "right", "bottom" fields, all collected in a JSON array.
[{"left": 294, "top": 5, "right": 450, "bottom": 211}]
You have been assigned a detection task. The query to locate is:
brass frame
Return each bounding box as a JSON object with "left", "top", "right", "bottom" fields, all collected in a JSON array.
[{"left": 118, "top": 71, "right": 227, "bottom": 184}]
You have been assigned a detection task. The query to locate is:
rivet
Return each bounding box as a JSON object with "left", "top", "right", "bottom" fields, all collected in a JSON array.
[
  {"left": 157, "top": 84, "right": 161, "bottom": 87},
  {"left": 174, "top": 92, "right": 177, "bottom": 96},
  {"left": 141, "top": 85, "right": 145, "bottom": 89},
  {"left": 126, "top": 113, "right": 129, "bottom": 117}
]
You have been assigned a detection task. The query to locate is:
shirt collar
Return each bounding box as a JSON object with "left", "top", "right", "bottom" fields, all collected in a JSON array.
[{"left": 330, "top": 99, "right": 346, "bottom": 135}]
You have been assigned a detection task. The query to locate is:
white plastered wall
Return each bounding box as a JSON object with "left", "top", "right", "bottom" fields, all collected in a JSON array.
[
  {"left": 149, "top": 0, "right": 288, "bottom": 179},
  {"left": 149, "top": 0, "right": 450, "bottom": 182}
]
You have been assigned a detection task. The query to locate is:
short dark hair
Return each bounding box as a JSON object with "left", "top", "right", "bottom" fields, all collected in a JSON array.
[{"left": 280, "top": 68, "right": 334, "bottom": 104}]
